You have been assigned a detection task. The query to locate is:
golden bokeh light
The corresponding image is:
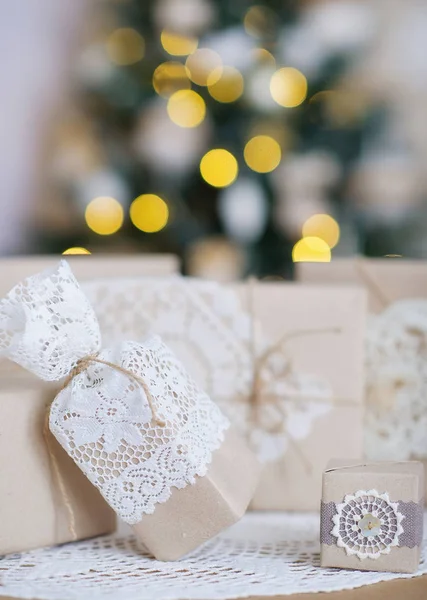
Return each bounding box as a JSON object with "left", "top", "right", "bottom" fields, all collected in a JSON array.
[
  {"left": 85, "top": 196, "right": 124, "bottom": 235},
  {"left": 167, "top": 89, "right": 206, "bottom": 128},
  {"left": 302, "top": 214, "right": 340, "bottom": 249},
  {"left": 200, "top": 149, "right": 238, "bottom": 188},
  {"left": 130, "top": 194, "right": 169, "bottom": 233},
  {"left": 244, "top": 135, "right": 281, "bottom": 173},
  {"left": 160, "top": 30, "right": 198, "bottom": 56},
  {"left": 185, "top": 48, "right": 222, "bottom": 86},
  {"left": 244, "top": 5, "right": 276, "bottom": 38},
  {"left": 62, "top": 247, "right": 91, "bottom": 255},
  {"left": 270, "top": 67, "right": 307, "bottom": 108},
  {"left": 207, "top": 66, "right": 244, "bottom": 103},
  {"left": 153, "top": 62, "right": 191, "bottom": 98},
  {"left": 292, "top": 237, "right": 331, "bottom": 263},
  {"left": 252, "top": 48, "right": 276, "bottom": 67},
  {"left": 106, "top": 28, "right": 145, "bottom": 66}
]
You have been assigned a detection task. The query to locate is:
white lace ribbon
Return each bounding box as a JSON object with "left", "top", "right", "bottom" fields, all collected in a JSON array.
[
  {"left": 365, "top": 299, "right": 427, "bottom": 461},
  {"left": 0, "top": 261, "right": 229, "bottom": 524}
]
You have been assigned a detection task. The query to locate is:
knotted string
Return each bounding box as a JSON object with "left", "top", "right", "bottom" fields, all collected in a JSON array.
[
  {"left": 44, "top": 352, "right": 166, "bottom": 541},
  {"left": 60, "top": 354, "right": 166, "bottom": 427},
  {"left": 246, "top": 278, "right": 353, "bottom": 470}
]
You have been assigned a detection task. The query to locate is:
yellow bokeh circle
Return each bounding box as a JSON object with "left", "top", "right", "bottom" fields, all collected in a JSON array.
[
  {"left": 200, "top": 149, "right": 238, "bottom": 188},
  {"left": 106, "top": 28, "right": 145, "bottom": 66},
  {"left": 292, "top": 237, "right": 331, "bottom": 263},
  {"left": 160, "top": 30, "right": 198, "bottom": 56},
  {"left": 270, "top": 67, "right": 307, "bottom": 108},
  {"left": 185, "top": 48, "right": 222, "bottom": 86},
  {"left": 244, "top": 135, "right": 281, "bottom": 173},
  {"left": 302, "top": 214, "right": 340, "bottom": 249},
  {"left": 153, "top": 62, "right": 191, "bottom": 98},
  {"left": 85, "top": 196, "right": 124, "bottom": 235},
  {"left": 167, "top": 89, "right": 206, "bottom": 128},
  {"left": 130, "top": 194, "right": 169, "bottom": 233},
  {"left": 62, "top": 247, "right": 91, "bottom": 255},
  {"left": 208, "top": 66, "right": 244, "bottom": 103}
]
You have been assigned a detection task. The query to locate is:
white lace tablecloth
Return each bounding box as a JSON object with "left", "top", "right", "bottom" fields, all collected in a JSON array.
[{"left": 1, "top": 512, "right": 426, "bottom": 600}]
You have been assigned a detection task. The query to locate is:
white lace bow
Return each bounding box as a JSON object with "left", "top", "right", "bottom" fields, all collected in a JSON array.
[{"left": 0, "top": 261, "right": 229, "bottom": 524}]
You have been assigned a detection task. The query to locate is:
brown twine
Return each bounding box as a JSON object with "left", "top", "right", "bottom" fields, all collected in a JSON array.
[
  {"left": 246, "top": 278, "right": 353, "bottom": 473},
  {"left": 44, "top": 353, "right": 165, "bottom": 541},
  {"left": 60, "top": 354, "right": 166, "bottom": 427}
]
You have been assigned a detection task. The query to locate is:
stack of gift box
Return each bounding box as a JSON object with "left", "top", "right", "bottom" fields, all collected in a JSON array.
[{"left": 0, "top": 255, "right": 424, "bottom": 575}]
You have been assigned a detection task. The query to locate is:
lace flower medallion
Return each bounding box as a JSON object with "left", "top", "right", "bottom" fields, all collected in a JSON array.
[{"left": 331, "top": 489, "right": 404, "bottom": 560}]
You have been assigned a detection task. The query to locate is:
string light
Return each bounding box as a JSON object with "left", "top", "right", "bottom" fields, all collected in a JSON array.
[
  {"left": 130, "top": 194, "right": 169, "bottom": 232},
  {"left": 207, "top": 66, "right": 244, "bottom": 103},
  {"left": 270, "top": 67, "right": 307, "bottom": 108},
  {"left": 244, "top": 135, "right": 281, "bottom": 173},
  {"left": 160, "top": 30, "right": 198, "bottom": 56},
  {"left": 292, "top": 237, "right": 331, "bottom": 262},
  {"left": 252, "top": 48, "right": 276, "bottom": 67},
  {"left": 106, "top": 28, "right": 145, "bottom": 66},
  {"left": 302, "top": 214, "right": 340, "bottom": 249},
  {"left": 62, "top": 247, "right": 91, "bottom": 255},
  {"left": 167, "top": 89, "right": 206, "bottom": 128},
  {"left": 152, "top": 62, "right": 191, "bottom": 98},
  {"left": 85, "top": 196, "right": 124, "bottom": 235},
  {"left": 200, "top": 149, "right": 238, "bottom": 188},
  {"left": 185, "top": 48, "right": 222, "bottom": 86}
]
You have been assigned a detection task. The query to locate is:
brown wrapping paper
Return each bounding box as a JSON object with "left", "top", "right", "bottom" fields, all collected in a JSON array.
[
  {"left": 297, "top": 257, "right": 427, "bottom": 501},
  {"left": 321, "top": 460, "right": 424, "bottom": 573},
  {"left": 133, "top": 428, "right": 260, "bottom": 561},
  {"left": 233, "top": 282, "right": 366, "bottom": 511},
  {"left": 0, "top": 380, "right": 116, "bottom": 555}
]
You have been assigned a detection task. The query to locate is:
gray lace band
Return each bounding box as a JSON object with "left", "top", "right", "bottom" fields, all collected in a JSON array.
[{"left": 321, "top": 500, "right": 424, "bottom": 548}]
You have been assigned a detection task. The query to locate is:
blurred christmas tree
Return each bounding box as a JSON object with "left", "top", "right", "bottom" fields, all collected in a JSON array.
[{"left": 36, "top": 0, "right": 382, "bottom": 278}]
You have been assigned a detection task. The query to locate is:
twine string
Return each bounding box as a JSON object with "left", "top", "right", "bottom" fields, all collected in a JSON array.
[{"left": 247, "top": 278, "right": 346, "bottom": 472}]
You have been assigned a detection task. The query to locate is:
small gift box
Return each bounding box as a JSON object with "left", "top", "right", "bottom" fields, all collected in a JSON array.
[
  {"left": 297, "top": 258, "right": 427, "bottom": 499},
  {"left": 0, "top": 262, "right": 259, "bottom": 561},
  {"left": 0, "top": 380, "right": 116, "bottom": 555},
  {"left": 82, "top": 276, "right": 366, "bottom": 511},
  {"left": 321, "top": 459, "right": 424, "bottom": 573}
]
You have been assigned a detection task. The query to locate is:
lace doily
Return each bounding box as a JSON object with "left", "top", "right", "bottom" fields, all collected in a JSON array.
[
  {"left": 1, "top": 512, "right": 426, "bottom": 600},
  {"left": 0, "top": 262, "right": 229, "bottom": 524},
  {"left": 365, "top": 300, "right": 427, "bottom": 461},
  {"left": 331, "top": 490, "right": 404, "bottom": 560},
  {"left": 83, "top": 276, "right": 332, "bottom": 463}
]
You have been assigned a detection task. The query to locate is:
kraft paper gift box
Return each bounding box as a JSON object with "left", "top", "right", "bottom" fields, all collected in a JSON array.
[
  {"left": 320, "top": 459, "right": 424, "bottom": 573},
  {"left": 297, "top": 258, "right": 427, "bottom": 500},
  {"left": 0, "top": 379, "right": 116, "bottom": 555},
  {"left": 0, "top": 254, "right": 179, "bottom": 554},
  {"left": 82, "top": 275, "right": 366, "bottom": 511},
  {"left": 0, "top": 262, "right": 260, "bottom": 561},
  {"left": 230, "top": 282, "right": 367, "bottom": 511}
]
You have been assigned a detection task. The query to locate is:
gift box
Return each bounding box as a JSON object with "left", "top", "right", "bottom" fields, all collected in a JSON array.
[
  {"left": 320, "top": 459, "right": 424, "bottom": 573},
  {"left": 232, "top": 282, "right": 366, "bottom": 510},
  {"left": 0, "top": 379, "right": 116, "bottom": 555},
  {"left": 297, "top": 258, "right": 427, "bottom": 497},
  {"left": 82, "top": 276, "right": 366, "bottom": 511},
  {"left": 0, "top": 262, "right": 259, "bottom": 561}
]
